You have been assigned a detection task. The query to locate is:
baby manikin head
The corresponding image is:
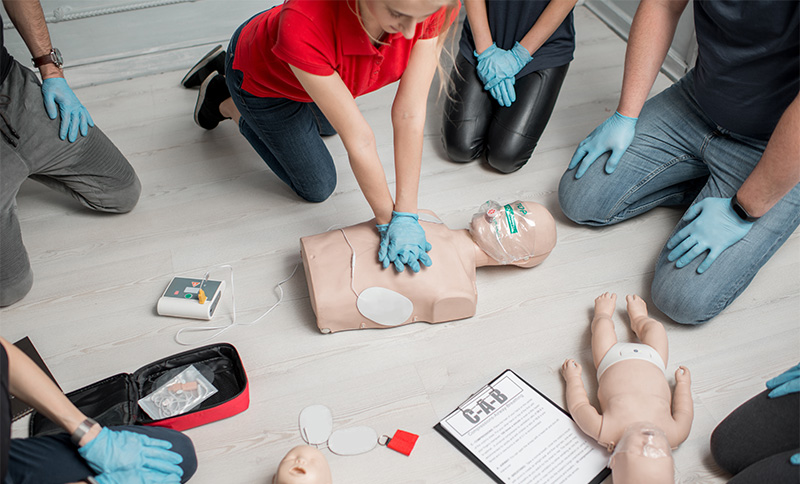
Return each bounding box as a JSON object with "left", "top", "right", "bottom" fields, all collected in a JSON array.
[
  {"left": 274, "top": 445, "right": 332, "bottom": 484},
  {"left": 609, "top": 423, "right": 674, "bottom": 484},
  {"left": 469, "top": 200, "right": 556, "bottom": 268}
]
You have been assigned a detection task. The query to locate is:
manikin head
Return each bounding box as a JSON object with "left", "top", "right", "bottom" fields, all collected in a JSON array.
[
  {"left": 274, "top": 445, "right": 332, "bottom": 484},
  {"left": 608, "top": 423, "right": 675, "bottom": 484},
  {"left": 469, "top": 200, "right": 557, "bottom": 268}
]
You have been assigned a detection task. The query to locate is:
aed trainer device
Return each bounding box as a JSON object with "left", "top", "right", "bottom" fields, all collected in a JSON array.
[{"left": 157, "top": 277, "right": 225, "bottom": 320}]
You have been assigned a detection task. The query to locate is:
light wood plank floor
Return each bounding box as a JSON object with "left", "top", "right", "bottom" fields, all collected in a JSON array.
[{"left": 2, "top": 6, "right": 798, "bottom": 483}]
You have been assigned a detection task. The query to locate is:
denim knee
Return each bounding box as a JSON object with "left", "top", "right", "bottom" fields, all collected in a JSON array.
[
  {"left": 557, "top": 168, "right": 614, "bottom": 226},
  {"left": 651, "top": 269, "right": 719, "bottom": 325},
  {"left": 295, "top": 178, "right": 336, "bottom": 203}
]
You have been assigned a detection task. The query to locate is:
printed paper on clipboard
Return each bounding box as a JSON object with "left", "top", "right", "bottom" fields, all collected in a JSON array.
[{"left": 434, "top": 369, "right": 610, "bottom": 484}]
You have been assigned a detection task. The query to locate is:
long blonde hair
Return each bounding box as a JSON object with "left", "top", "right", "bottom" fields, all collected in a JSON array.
[{"left": 351, "top": 0, "right": 460, "bottom": 95}]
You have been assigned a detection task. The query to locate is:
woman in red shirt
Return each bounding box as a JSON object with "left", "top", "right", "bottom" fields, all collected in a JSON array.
[{"left": 184, "top": 0, "right": 459, "bottom": 273}]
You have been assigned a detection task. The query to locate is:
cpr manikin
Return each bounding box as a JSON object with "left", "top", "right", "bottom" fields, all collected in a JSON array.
[
  {"left": 561, "top": 293, "right": 693, "bottom": 483},
  {"left": 300, "top": 201, "right": 556, "bottom": 333},
  {"left": 274, "top": 445, "right": 332, "bottom": 484}
]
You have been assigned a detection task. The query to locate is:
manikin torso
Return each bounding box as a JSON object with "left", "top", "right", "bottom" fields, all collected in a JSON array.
[
  {"left": 300, "top": 204, "right": 556, "bottom": 333},
  {"left": 597, "top": 362, "right": 681, "bottom": 448},
  {"left": 301, "top": 212, "right": 479, "bottom": 333}
]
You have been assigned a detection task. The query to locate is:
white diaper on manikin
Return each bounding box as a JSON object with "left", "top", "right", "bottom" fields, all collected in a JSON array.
[{"left": 596, "top": 342, "right": 666, "bottom": 381}]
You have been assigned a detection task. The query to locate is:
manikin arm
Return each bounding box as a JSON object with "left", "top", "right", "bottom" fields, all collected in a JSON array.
[
  {"left": 562, "top": 359, "right": 603, "bottom": 440},
  {"left": 670, "top": 366, "right": 693, "bottom": 445}
]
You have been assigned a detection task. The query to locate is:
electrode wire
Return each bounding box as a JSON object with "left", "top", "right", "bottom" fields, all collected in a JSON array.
[{"left": 175, "top": 262, "right": 299, "bottom": 346}]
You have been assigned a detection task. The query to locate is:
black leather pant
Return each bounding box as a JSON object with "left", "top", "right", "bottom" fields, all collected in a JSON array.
[{"left": 442, "top": 55, "right": 569, "bottom": 174}]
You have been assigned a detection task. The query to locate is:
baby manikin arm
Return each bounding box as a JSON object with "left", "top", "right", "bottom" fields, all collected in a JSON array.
[
  {"left": 670, "top": 366, "right": 693, "bottom": 445},
  {"left": 564, "top": 373, "right": 603, "bottom": 441}
]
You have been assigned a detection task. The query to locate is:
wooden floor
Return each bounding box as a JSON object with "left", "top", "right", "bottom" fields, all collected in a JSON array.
[{"left": 3, "top": 6, "right": 799, "bottom": 483}]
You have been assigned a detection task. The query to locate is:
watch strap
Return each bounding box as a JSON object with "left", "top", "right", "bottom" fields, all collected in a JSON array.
[
  {"left": 32, "top": 48, "right": 62, "bottom": 68},
  {"left": 730, "top": 194, "right": 759, "bottom": 223},
  {"left": 71, "top": 417, "right": 98, "bottom": 446}
]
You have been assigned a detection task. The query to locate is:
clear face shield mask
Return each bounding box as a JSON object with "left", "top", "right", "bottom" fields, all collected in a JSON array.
[
  {"left": 468, "top": 200, "right": 536, "bottom": 265},
  {"left": 608, "top": 423, "right": 673, "bottom": 470}
]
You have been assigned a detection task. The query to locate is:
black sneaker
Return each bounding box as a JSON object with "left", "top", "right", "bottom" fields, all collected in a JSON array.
[
  {"left": 194, "top": 72, "right": 231, "bottom": 130},
  {"left": 181, "top": 45, "right": 226, "bottom": 89}
]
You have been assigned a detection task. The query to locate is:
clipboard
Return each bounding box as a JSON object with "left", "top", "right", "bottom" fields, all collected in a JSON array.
[{"left": 434, "top": 369, "right": 610, "bottom": 484}]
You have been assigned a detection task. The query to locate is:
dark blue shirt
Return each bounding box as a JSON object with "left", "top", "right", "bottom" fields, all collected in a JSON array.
[
  {"left": 693, "top": 1, "right": 799, "bottom": 140},
  {"left": 459, "top": 0, "right": 575, "bottom": 78}
]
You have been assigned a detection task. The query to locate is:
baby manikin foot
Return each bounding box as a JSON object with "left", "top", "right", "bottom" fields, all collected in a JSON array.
[
  {"left": 594, "top": 292, "right": 617, "bottom": 319},
  {"left": 561, "top": 359, "right": 582, "bottom": 380},
  {"left": 675, "top": 366, "right": 691, "bottom": 384},
  {"left": 626, "top": 294, "right": 650, "bottom": 332}
]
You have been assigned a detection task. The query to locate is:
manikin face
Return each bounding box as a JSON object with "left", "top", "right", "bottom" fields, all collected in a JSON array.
[
  {"left": 609, "top": 424, "right": 674, "bottom": 484},
  {"left": 360, "top": 0, "right": 449, "bottom": 39},
  {"left": 469, "top": 200, "right": 557, "bottom": 268},
  {"left": 274, "top": 446, "right": 332, "bottom": 484}
]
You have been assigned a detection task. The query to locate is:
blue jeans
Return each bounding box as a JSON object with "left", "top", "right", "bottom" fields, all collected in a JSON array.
[
  {"left": 224, "top": 15, "right": 337, "bottom": 202},
  {"left": 558, "top": 72, "right": 800, "bottom": 325},
  {"left": 4, "top": 425, "right": 197, "bottom": 484}
]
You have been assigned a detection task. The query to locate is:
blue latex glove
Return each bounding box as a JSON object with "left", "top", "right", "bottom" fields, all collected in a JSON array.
[
  {"left": 474, "top": 42, "right": 532, "bottom": 107},
  {"left": 489, "top": 77, "right": 516, "bottom": 108},
  {"left": 568, "top": 111, "right": 637, "bottom": 179},
  {"left": 378, "top": 211, "right": 432, "bottom": 273},
  {"left": 41, "top": 77, "right": 95, "bottom": 142},
  {"left": 792, "top": 453, "right": 800, "bottom": 466},
  {"left": 95, "top": 468, "right": 182, "bottom": 484},
  {"left": 766, "top": 363, "right": 800, "bottom": 398},
  {"left": 78, "top": 428, "right": 184, "bottom": 476},
  {"left": 666, "top": 197, "right": 753, "bottom": 274}
]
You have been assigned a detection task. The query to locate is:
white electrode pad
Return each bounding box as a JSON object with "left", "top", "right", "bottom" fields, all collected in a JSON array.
[
  {"left": 356, "top": 287, "right": 413, "bottom": 326},
  {"left": 299, "top": 405, "right": 334, "bottom": 446},
  {"left": 157, "top": 277, "right": 225, "bottom": 320},
  {"left": 328, "top": 426, "right": 378, "bottom": 456}
]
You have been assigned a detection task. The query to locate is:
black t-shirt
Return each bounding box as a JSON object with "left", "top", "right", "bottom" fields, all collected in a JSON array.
[
  {"left": 459, "top": 0, "right": 575, "bottom": 77},
  {"left": 0, "top": 13, "right": 13, "bottom": 86},
  {"left": 693, "top": 0, "right": 800, "bottom": 140},
  {"left": 0, "top": 344, "right": 10, "bottom": 482}
]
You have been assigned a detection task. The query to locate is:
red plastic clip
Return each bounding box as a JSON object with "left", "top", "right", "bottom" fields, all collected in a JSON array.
[{"left": 385, "top": 429, "right": 418, "bottom": 456}]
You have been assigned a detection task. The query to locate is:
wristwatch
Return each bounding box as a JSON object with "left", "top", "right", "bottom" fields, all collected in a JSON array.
[
  {"left": 730, "top": 194, "right": 759, "bottom": 223},
  {"left": 70, "top": 417, "right": 99, "bottom": 445},
  {"left": 32, "top": 47, "right": 63, "bottom": 69}
]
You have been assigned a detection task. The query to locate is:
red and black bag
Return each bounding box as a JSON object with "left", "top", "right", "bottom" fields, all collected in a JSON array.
[{"left": 30, "top": 343, "right": 248, "bottom": 436}]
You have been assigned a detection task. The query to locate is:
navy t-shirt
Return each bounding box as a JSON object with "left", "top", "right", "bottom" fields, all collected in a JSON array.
[
  {"left": 459, "top": 0, "right": 575, "bottom": 78},
  {"left": 693, "top": 1, "right": 799, "bottom": 140},
  {"left": 0, "top": 13, "right": 13, "bottom": 85},
  {"left": 0, "top": 345, "right": 10, "bottom": 482}
]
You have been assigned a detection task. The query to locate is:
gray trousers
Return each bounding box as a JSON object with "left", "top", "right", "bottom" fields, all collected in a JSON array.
[{"left": 0, "top": 61, "right": 140, "bottom": 306}]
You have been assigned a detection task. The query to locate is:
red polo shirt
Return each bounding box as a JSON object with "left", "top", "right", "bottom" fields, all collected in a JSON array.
[{"left": 232, "top": 0, "right": 457, "bottom": 102}]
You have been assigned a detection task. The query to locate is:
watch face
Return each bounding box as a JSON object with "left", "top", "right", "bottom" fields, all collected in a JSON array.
[{"left": 52, "top": 48, "right": 63, "bottom": 67}]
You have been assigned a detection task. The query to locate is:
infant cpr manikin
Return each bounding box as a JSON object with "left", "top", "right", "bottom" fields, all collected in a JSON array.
[
  {"left": 561, "top": 293, "right": 693, "bottom": 484},
  {"left": 274, "top": 445, "right": 332, "bottom": 484},
  {"left": 300, "top": 201, "right": 556, "bottom": 333}
]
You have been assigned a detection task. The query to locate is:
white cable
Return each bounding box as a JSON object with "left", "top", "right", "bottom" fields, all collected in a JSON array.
[
  {"left": 338, "top": 229, "right": 360, "bottom": 298},
  {"left": 174, "top": 262, "right": 299, "bottom": 346}
]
